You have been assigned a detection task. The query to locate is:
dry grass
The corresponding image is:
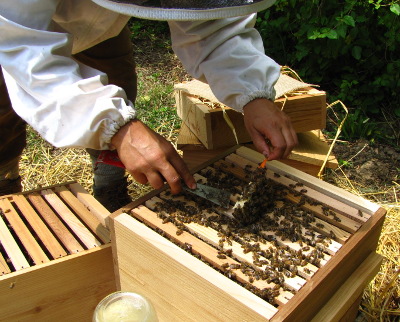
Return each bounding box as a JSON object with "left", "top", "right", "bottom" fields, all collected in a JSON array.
[
  {"left": 326, "top": 168, "right": 399, "bottom": 321},
  {"left": 361, "top": 204, "right": 400, "bottom": 321}
]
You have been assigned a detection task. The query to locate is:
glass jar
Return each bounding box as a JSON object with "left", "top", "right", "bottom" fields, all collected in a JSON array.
[{"left": 93, "top": 291, "right": 158, "bottom": 322}]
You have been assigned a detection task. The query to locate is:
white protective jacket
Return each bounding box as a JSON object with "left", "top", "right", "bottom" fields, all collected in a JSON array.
[{"left": 0, "top": 0, "right": 280, "bottom": 150}]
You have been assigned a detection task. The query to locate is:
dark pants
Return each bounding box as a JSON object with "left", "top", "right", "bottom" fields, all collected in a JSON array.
[{"left": 0, "top": 25, "right": 137, "bottom": 169}]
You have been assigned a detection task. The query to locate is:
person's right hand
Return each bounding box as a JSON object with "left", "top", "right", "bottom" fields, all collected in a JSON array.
[{"left": 110, "top": 120, "right": 196, "bottom": 194}]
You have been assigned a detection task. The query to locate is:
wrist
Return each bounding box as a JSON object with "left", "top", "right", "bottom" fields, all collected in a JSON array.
[{"left": 110, "top": 119, "right": 138, "bottom": 150}]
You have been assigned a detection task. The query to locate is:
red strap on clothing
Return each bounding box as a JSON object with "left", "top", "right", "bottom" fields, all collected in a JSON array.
[{"left": 95, "top": 150, "right": 126, "bottom": 169}]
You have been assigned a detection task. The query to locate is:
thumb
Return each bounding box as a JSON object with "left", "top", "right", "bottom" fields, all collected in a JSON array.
[{"left": 251, "top": 130, "right": 271, "bottom": 159}]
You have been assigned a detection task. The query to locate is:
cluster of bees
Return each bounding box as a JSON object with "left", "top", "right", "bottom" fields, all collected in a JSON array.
[{"left": 151, "top": 162, "right": 338, "bottom": 305}]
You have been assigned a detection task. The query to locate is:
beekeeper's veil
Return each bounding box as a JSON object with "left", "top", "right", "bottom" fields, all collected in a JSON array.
[{"left": 92, "top": 0, "right": 276, "bottom": 20}]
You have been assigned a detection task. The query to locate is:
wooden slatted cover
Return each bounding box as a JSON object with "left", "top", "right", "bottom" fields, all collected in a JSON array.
[{"left": 0, "top": 183, "right": 110, "bottom": 275}]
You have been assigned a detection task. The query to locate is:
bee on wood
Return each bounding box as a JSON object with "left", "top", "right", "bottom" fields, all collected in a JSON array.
[
  {"left": 303, "top": 267, "right": 311, "bottom": 275},
  {"left": 300, "top": 189, "right": 308, "bottom": 193},
  {"left": 274, "top": 172, "right": 281, "bottom": 178},
  {"left": 221, "top": 262, "right": 230, "bottom": 269},
  {"left": 305, "top": 230, "right": 314, "bottom": 237},
  {"left": 316, "top": 222, "right": 325, "bottom": 229},
  {"left": 358, "top": 209, "right": 363, "bottom": 217},
  {"left": 321, "top": 206, "right": 330, "bottom": 216},
  {"left": 329, "top": 230, "right": 336, "bottom": 239},
  {"left": 333, "top": 216, "right": 342, "bottom": 222},
  {"left": 217, "top": 254, "right": 227, "bottom": 259},
  {"left": 176, "top": 229, "right": 183, "bottom": 236},
  {"left": 162, "top": 217, "right": 171, "bottom": 224},
  {"left": 297, "top": 196, "right": 306, "bottom": 206}
]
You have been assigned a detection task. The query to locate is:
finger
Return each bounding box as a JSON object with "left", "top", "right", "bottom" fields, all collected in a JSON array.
[
  {"left": 162, "top": 167, "right": 182, "bottom": 195},
  {"left": 267, "top": 132, "right": 287, "bottom": 160},
  {"left": 169, "top": 153, "right": 196, "bottom": 189},
  {"left": 130, "top": 172, "right": 148, "bottom": 185},
  {"left": 251, "top": 130, "right": 272, "bottom": 158},
  {"left": 281, "top": 126, "right": 298, "bottom": 159},
  {"left": 146, "top": 171, "right": 166, "bottom": 190}
]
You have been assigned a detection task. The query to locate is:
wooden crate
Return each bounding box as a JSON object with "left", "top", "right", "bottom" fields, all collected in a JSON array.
[
  {"left": 0, "top": 183, "right": 115, "bottom": 321},
  {"left": 175, "top": 81, "right": 326, "bottom": 149},
  {"left": 110, "top": 146, "right": 385, "bottom": 321}
]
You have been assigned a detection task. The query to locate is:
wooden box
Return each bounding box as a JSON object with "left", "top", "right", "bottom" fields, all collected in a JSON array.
[
  {"left": 110, "top": 146, "right": 385, "bottom": 321},
  {"left": 175, "top": 80, "right": 326, "bottom": 149},
  {"left": 0, "top": 183, "right": 115, "bottom": 321}
]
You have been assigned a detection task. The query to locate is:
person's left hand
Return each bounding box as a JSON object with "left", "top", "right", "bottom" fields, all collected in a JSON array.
[{"left": 243, "top": 98, "right": 298, "bottom": 160}]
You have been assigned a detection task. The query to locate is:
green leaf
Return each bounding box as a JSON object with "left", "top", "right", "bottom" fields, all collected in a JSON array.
[
  {"left": 352, "top": 46, "right": 362, "bottom": 60},
  {"left": 307, "top": 29, "right": 321, "bottom": 40},
  {"left": 336, "top": 24, "right": 347, "bottom": 38},
  {"left": 343, "top": 15, "right": 355, "bottom": 27},
  {"left": 390, "top": 4, "right": 400, "bottom": 15},
  {"left": 326, "top": 29, "right": 338, "bottom": 40}
]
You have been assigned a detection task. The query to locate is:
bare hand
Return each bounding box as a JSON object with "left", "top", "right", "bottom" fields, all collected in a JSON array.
[
  {"left": 243, "top": 98, "right": 298, "bottom": 160},
  {"left": 111, "top": 120, "right": 196, "bottom": 194}
]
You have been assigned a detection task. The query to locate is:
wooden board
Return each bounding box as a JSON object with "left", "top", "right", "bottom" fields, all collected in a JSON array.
[
  {"left": 0, "top": 245, "right": 115, "bottom": 321},
  {"left": 27, "top": 192, "right": 85, "bottom": 254},
  {"left": 177, "top": 123, "right": 338, "bottom": 177},
  {"left": 113, "top": 213, "right": 278, "bottom": 321},
  {"left": 311, "top": 252, "right": 383, "bottom": 322}
]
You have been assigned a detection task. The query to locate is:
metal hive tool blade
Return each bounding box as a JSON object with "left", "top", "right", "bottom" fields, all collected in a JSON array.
[{"left": 183, "top": 183, "right": 231, "bottom": 209}]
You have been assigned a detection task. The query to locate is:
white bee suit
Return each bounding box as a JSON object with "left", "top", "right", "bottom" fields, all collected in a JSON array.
[{"left": 0, "top": 0, "right": 280, "bottom": 150}]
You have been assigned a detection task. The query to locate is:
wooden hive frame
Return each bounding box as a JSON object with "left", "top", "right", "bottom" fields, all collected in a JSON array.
[
  {"left": 0, "top": 182, "right": 115, "bottom": 321},
  {"left": 110, "top": 146, "right": 385, "bottom": 321}
]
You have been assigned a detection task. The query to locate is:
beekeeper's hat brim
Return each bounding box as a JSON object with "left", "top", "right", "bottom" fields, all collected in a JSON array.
[{"left": 92, "top": 0, "right": 276, "bottom": 21}]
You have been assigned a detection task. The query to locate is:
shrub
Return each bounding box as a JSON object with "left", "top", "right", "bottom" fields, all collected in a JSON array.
[{"left": 256, "top": 0, "right": 400, "bottom": 119}]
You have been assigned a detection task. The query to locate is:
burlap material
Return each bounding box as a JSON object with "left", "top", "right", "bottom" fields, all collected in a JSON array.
[{"left": 174, "top": 74, "right": 315, "bottom": 105}]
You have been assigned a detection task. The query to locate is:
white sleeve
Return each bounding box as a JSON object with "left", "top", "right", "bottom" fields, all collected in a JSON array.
[
  {"left": 168, "top": 14, "right": 280, "bottom": 113},
  {"left": 0, "top": 1, "right": 136, "bottom": 150}
]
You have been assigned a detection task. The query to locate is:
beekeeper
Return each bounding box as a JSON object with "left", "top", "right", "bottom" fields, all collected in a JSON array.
[{"left": 0, "top": 0, "right": 298, "bottom": 211}]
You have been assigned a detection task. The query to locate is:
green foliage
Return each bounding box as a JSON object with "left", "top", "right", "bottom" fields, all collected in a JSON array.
[
  {"left": 340, "top": 109, "right": 381, "bottom": 141},
  {"left": 256, "top": 0, "right": 400, "bottom": 119},
  {"left": 338, "top": 159, "right": 353, "bottom": 167},
  {"left": 128, "top": 18, "right": 170, "bottom": 47}
]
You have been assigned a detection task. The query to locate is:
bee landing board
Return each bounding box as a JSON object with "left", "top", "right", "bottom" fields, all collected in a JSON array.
[
  {"left": 0, "top": 183, "right": 115, "bottom": 321},
  {"left": 111, "top": 146, "right": 385, "bottom": 321}
]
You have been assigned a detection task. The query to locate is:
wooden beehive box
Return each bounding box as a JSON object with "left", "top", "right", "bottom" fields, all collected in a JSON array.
[
  {"left": 0, "top": 182, "right": 115, "bottom": 321},
  {"left": 175, "top": 78, "right": 326, "bottom": 149},
  {"left": 110, "top": 146, "right": 385, "bottom": 321}
]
